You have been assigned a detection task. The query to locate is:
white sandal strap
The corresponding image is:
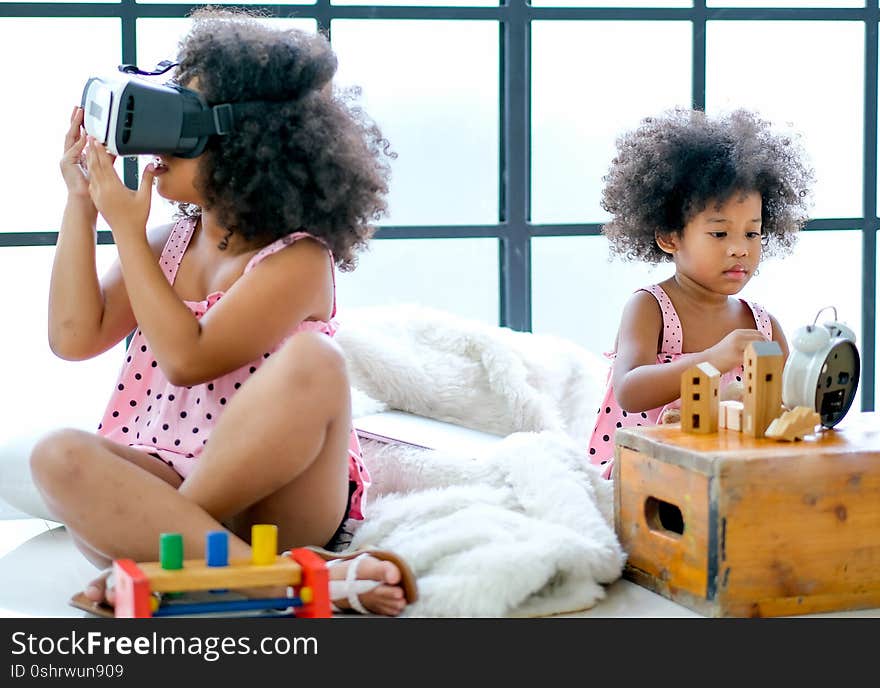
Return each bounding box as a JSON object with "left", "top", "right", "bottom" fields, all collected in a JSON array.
[{"left": 326, "top": 553, "right": 381, "bottom": 614}]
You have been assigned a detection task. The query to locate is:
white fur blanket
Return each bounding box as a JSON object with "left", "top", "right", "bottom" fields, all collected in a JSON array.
[
  {"left": 339, "top": 304, "right": 608, "bottom": 443},
  {"left": 335, "top": 305, "right": 626, "bottom": 617}
]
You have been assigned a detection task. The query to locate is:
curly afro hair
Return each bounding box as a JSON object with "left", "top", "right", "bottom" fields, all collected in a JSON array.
[
  {"left": 172, "top": 7, "right": 393, "bottom": 270},
  {"left": 601, "top": 108, "right": 814, "bottom": 264}
]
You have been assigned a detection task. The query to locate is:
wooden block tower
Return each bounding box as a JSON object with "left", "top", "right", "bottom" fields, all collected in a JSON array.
[
  {"left": 742, "top": 340, "right": 784, "bottom": 438},
  {"left": 681, "top": 362, "right": 721, "bottom": 434}
]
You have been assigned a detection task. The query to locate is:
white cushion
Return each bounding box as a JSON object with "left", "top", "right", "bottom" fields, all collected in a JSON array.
[{"left": 0, "top": 430, "right": 57, "bottom": 521}]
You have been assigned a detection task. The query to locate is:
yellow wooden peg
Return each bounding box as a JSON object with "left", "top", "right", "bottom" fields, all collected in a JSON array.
[{"left": 251, "top": 524, "right": 278, "bottom": 566}]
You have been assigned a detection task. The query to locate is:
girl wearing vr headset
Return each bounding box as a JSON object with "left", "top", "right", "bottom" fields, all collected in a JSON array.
[
  {"left": 586, "top": 108, "right": 814, "bottom": 479},
  {"left": 32, "top": 9, "right": 416, "bottom": 616}
]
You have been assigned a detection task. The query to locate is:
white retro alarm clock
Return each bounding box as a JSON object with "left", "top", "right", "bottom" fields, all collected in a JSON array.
[{"left": 782, "top": 306, "right": 860, "bottom": 428}]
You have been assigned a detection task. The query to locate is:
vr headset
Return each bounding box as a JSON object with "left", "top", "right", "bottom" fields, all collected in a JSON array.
[{"left": 80, "top": 61, "right": 236, "bottom": 158}]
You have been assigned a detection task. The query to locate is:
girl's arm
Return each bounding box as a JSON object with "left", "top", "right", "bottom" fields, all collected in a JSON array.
[
  {"left": 48, "top": 205, "right": 171, "bottom": 360},
  {"left": 611, "top": 291, "right": 769, "bottom": 412},
  {"left": 48, "top": 107, "right": 172, "bottom": 360},
  {"left": 85, "top": 139, "right": 333, "bottom": 387},
  {"left": 114, "top": 233, "right": 333, "bottom": 386},
  {"left": 611, "top": 290, "right": 692, "bottom": 412}
]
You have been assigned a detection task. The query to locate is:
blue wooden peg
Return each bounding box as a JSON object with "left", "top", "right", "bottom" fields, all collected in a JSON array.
[{"left": 206, "top": 531, "right": 229, "bottom": 567}]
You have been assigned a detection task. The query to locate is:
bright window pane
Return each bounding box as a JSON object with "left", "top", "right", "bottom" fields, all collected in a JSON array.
[
  {"left": 140, "top": 0, "right": 313, "bottom": 4},
  {"left": 706, "top": 21, "right": 863, "bottom": 219},
  {"left": 332, "top": 20, "right": 499, "bottom": 226},
  {"left": 0, "top": 19, "right": 120, "bottom": 233},
  {"left": 532, "top": 1, "right": 691, "bottom": 6},
  {"left": 876, "top": 233, "right": 879, "bottom": 407},
  {"left": 740, "top": 229, "right": 863, "bottom": 412},
  {"left": 531, "top": 21, "right": 691, "bottom": 224},
  {"left": 708, "top": 1, "right": 861, "bottom": 6},
  {"left": 137, "top": 17, "right": 317, "bottom": 71},
  {"left": 876, "top": 38, "right": 880, "bottom": 214},
  {"left": 335, "top": 0, "right": 494, "bottom": 5},
  {"left": 0, "top": 247, "right": 126, "bottom": 444},
  {"left": 531, "top": 236, "right": 668, "bottom": 357},
  {"left": 335, "top": 239, "right": 499, "bottom": 326}
]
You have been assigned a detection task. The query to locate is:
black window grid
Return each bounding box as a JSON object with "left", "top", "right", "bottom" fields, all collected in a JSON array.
[{"left": 0, "top": 0, "right": 875, "bottom": 410}]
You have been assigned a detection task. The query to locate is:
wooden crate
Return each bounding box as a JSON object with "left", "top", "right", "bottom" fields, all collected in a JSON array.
[{"left": 614, "top": 412, "right": 880, "bottom": 617}]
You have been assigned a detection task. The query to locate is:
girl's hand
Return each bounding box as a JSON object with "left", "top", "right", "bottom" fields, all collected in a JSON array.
[
  {"left": 707, "top": 328, "right": 770, "bottom": 373},
  {"left": 60, "top": 106, "right": 92, "bottom": 202},
  {"left": 85, "top": 136, "right": 157, "bottom": 240}
]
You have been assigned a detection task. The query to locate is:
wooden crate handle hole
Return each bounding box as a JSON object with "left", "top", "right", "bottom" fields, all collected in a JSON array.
[{"left": 644, "top": 496, "right": 685, "bottom": 537}]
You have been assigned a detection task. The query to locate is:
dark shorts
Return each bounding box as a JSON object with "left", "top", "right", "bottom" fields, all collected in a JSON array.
[{"left": 324, "top": 480, "right": 357, "bottom": 551}]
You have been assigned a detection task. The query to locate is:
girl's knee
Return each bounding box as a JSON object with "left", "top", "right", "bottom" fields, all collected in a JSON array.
[
  {"left": 276, "top": 332, "right": 348, "bottom": 388},
  {"left": 30, "top": 429, "right": 95, "bottom": 490}
]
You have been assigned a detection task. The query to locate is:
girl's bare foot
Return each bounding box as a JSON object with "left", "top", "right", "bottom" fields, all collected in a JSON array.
[
  {"left": 328, "top": 554, "right": 407, "bottom": 616},
  {"left": 81, "top": 553, "right": 409, "bottom": 616},
  {"left": 84, "top": 568, "right": 115, "bottom": 607}
]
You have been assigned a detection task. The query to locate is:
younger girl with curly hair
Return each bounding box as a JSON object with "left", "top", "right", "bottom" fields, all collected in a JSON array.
[
  {"left": 31, "top": 9, "right": 416, "bottom": 615},
  {"left": 587, "top": 108, "right": 814, "bottom": 479}
]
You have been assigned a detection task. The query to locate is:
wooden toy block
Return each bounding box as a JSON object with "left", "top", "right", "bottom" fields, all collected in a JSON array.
[
  {"left": 135, "top": 556, "right": 304, "bottom": 593},
  {"left": 614, "top": 411, "right": 880, "bottom": 617},
  {"left": 112, "top": 559, "right": 153, "bottom": 618},
  {"left": 765, "top": 406, "right": 821, "bottom": 442},
  {"left": 252, "top": 524, "right": 278, "bottom": 565},
  {"left": 112, "top": 524, "right": 330, "bottom": 619},
  {"left": 742, "top": 340, "right": 784, "bottom": 439},
  {"left": 206, "top": 530, "right": 229, "bottom": 567},
  {"left": 289, "top": 548, "right": 332, "bottom": 618},
  {"left": 680, "top": 362, "right": 720, "bottom": 434},
  {"left": 720, "top": 400, "right": 743, "bottom": 431},
  {"left": 160, "top": 532, "right": 183, "bottom": 570}
]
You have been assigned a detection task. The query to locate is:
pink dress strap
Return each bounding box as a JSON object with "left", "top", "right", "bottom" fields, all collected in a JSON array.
[
  {"left": 640, "top": 284, "right": 684, "bottom": 356},
  {"left": 159, "top": 217, "right": 198, "bottom": 285},
  {"left": 745, "top": 300, "right": 773, "bottom": 340},
  {"left": 243, "top": 231, "right": 338, "bottom": 319}
]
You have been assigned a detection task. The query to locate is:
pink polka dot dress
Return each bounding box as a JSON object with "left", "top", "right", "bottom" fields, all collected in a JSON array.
[
  {"left": 96, "top": 216, "right": 370, "bottom": 520},
  {"left": 586, "top": 284, "right": 772, "bottom": 480}
]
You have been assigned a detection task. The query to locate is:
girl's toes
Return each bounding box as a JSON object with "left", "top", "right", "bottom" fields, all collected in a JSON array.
[
  {"left": 84, "top": 568, "right": 114, "bottom": 606},
  {"left": 379, "top": 560, "right": 402, "bottom": 586},
  {"left": 328, "top": 554, "right": 410, "bottom": 616},
  {"left": 84, "top": 580, "right": 104, "bottom": 603},
  {"left": 374, "top": 591, "right": 406, "bottom": 616}
]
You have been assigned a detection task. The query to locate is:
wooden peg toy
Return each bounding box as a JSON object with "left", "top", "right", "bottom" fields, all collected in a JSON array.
[
  {"left": 112, "top": 524, "right": 330, "bottom": 619},
  {"left": 251, "top": 524, "right": 278, "bottom": 566}
]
